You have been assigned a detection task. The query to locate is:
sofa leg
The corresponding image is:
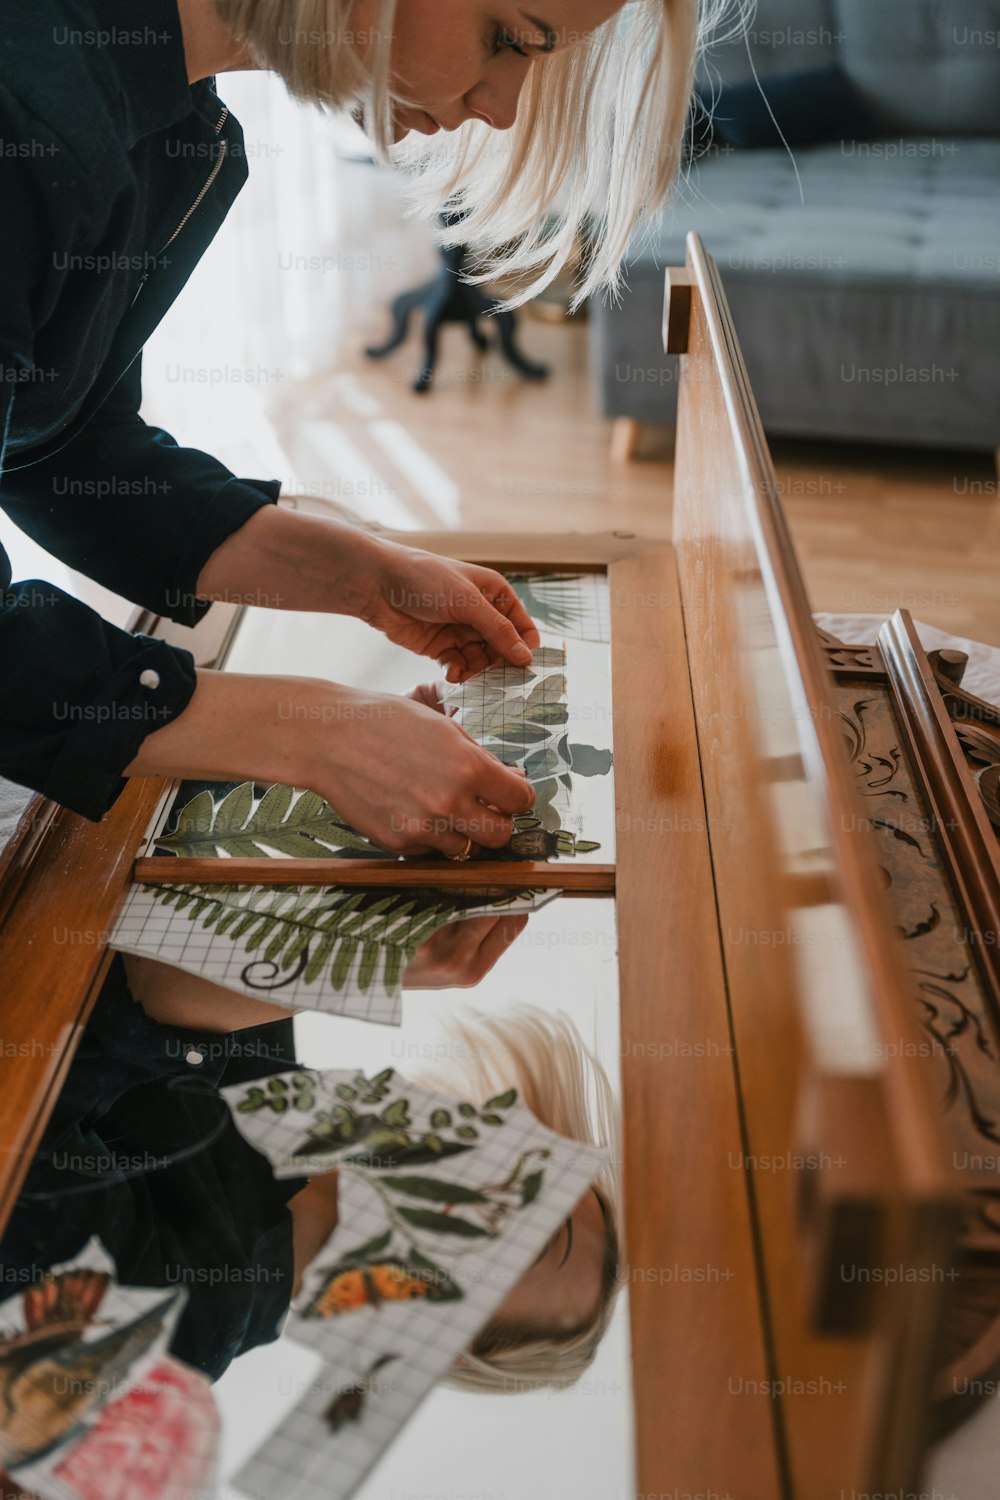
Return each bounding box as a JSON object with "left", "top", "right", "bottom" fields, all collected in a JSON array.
[{"left": 611, "top": 417, "right": 641, "bottom": 463}]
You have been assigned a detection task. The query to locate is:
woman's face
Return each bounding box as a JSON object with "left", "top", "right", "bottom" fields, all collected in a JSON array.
[
  {"left": 494, "top": 1184, "right": 610, "bottom": 1333},
  {"left": 352, "top": 0, "right": 626, "bottom": 140}
]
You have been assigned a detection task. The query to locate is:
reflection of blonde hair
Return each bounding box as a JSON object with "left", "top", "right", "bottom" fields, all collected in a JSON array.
[
  {"left": 211, "top": 0, "right": 747, "bottom": 304},
  {"left": 417, "top": 1007, "right": 622, "bottom": 1394}
]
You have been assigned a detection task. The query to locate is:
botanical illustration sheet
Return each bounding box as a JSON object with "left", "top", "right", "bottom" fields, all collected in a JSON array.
[
  {"left": 504, "top": 572, "right": 611, "bottom": 644},
  {"left": 223, "top": 1067, "right": 604, "bottom": 1500},
  {"left": 2, "top": 1238, "right": 217, "bottom": 1500},
  {"left": 441, "top": 640, "right": 614, "bottom": 855},
  {"left": 146, "top": 625, "right": 613, "bottom": 867},
  {"left": 109, "top": 884, "right": 559, "bottom": 1025}
]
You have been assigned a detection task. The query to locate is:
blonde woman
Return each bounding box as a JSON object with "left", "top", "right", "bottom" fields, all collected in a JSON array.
[
  {"left": 416, "top": 1007, "right": 622, "bottom": 1393},
  {"left": 285, "top": 1006, "right": 623, "bottom": 1392},
  {"left": 0, "top": 0, "right": 709, "bottom": 859}
]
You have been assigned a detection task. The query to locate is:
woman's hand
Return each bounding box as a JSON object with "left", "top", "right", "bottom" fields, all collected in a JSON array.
[
  {"left": 404, "top": 913, "right": 528, "bottom": 988},
  {"left": 196, "top": 509, "right": 540, "bottom": 683},
  {"left": 356, "top": 538, "right": 541, "bottom": 683},
  {"left": 302, "top": 685, "right": 534, "bottom": 857},
  {"left": 125, "top": 670, "right": 535, "bottom": 859}
]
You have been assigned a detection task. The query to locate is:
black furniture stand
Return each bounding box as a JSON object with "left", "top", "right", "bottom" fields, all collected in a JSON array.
[{"left": 365, "top": 221, "right": 550, "bottom": 395}]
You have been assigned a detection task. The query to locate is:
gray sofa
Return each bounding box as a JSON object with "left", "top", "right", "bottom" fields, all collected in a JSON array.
[{"left": 590, "top": 0, "right": 1000, "bottom": 454}]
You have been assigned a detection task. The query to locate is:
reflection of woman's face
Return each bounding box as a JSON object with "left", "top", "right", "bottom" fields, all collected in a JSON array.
[
  {"left": 351, "top": 0, "right": 625, "bottom": 140},
  {"left": 493, "top": 1185, "right": 609, "bottom": 1332}
]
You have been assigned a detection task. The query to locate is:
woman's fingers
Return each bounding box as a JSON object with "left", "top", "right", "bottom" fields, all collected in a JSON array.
[
  {"left": 472, "top": 912, "right": 529, "bottom": 971},
  {"left": 479, "top": 573, "right": 542, "bottom": 651},
  {"left": 447, "top": 569, "right": 539, "bottom": 667},
  {"left": 408, "top": 681, "right": 446, "bottom": 713},
  {"left": 470, "top": 754, "right": 536, "bottom": 819}
]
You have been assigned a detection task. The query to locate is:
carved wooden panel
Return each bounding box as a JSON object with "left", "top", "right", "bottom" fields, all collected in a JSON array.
[
  {"left": 825, "top": 633, "right": 1000, "bottom": 1418},
  {"left": 832, "top": 676, "right": 1000, "bottom": 1254}
]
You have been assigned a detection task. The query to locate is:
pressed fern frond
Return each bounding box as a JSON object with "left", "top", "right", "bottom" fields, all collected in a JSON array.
[
  {"left": 147, "top": 883, "right": 498, "bottom": 997},
  {"left": 153, "top": 782, "right": 385, "bottom": 859}
]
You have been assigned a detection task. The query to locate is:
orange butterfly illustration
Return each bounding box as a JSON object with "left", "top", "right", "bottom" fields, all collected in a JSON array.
[{"left": 305, "top": 1257, "right": 460, "bottom": 1319}]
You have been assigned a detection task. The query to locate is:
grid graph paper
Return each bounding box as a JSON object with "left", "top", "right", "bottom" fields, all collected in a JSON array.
[
  {"left": 227, "top": 1070, "right": 604, "bottom": 1500},
  {"left": 441, "top": 643, "right": 570, "bottom": 782},
  {"left": 110, "top": 884, "right": 559, "bottom": 1027}
]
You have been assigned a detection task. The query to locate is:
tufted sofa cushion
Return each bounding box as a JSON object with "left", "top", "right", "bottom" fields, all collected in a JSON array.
[
  {"left": 591, "top": 138, "right": 1000, "bottom": 446},
  {"left": 659, "top": 139, "right": 1000, "bottom": 290},
  {"left": 835, "top": 0, "right": 1000, "bottom": 136},
  {"left": 591, "top": 0, "right": 1000, "bottom": 450}
]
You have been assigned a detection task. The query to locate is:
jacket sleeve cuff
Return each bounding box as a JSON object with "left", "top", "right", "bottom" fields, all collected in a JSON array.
[
  {"left": 42, "top": 635, "right": 198, "bottom": 821},
  {"left": 167, "top": 476, "right": 282, "bottom": 628}
]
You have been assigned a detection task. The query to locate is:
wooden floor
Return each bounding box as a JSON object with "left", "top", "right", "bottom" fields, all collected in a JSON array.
[{"left": 272, "top": 316, "right": 1000, "bottom": 650}]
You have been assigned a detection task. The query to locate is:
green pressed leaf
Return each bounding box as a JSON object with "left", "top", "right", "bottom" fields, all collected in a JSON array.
[
  {"left": 397, "top": 1207, "right": 491, "bottom": 1239},
  {"left": 173, "top": 789, "right": 215, "bottom": 837},
  {"left": 494, "top": 723, "right": 550, "bottom": 744},
  {"left": 214, "top": 782, "right": 254, "bottom": 833},
  {"left": 245, "top": 916, "right": 281, "bottom": 951},
  {"left": 524, "top": 702, "right": 570, "bottom": 726},
  {"left": 382, "top": 945, "right": 406, "bottom": 994},
  {"left": 331, "top": 937, "right": 359, "bottom": 991},
  {"left": 379, "top": 1176, "right": 490, "bottom": 1205},
  {"left": 291, "top": 1136, "right": 343, "bottom": 1158},
  {"left": 479, "top": 1113, "right": 503, "bottom": 1126},
  {"left": 346, "top": 1141, "right": 472, "bottom": 1169},
  {"left": 455, "top": 1126, "right": 478, "bottom": 1141},
  {"left": 457, "top": 1102, "right": 477, "bottom": 1118},
  {"left": 381, "top": 1099, "right": 410, "bottom": 1128},
  {"left": 304, "top": 929, "right": 338, "bottom": 986},
  {"left": 525, "top": 675, "right": 567, "bottom": 707},
  {"left": 429, "top": 1109, "right": 451, "bottom": 1129},
  {"left": 255, "top": 781, "right": 294, "bottom": 826},
  {"left": 523, "top": 748, "right": 561, "bottom": 779},
  {"left": 357, "top": 942, "right": 379, "bottom": 993},
  {"left": 483, "top": 1089, "right": 517, "bottom": 1111},
  {"left": 521, "top": 1170, "right": 544, "bottom": 1206},
  {"left": 342, "top": 1229, "right": 393, "bottom": 1264}
]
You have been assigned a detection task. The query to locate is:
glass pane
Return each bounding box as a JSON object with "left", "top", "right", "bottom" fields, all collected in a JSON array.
[
  {"left": 144, "top": 576, "right": 615, "bottom": 866},
  {"left": 0, "top": 898, "right": 632, "bottom": 1500}
]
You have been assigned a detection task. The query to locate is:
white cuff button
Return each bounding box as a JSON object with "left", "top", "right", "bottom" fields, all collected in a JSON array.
[
  {"left": 185, "top": 1048, "right": 205, "bottom": 1067},
  {"left": 139, "top": 669, "right": 161, "bottom": 690}
]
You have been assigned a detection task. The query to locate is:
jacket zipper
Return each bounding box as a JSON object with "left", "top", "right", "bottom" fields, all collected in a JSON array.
[{"left": 131, "top": 106, "right": 230, "bottom": 305}]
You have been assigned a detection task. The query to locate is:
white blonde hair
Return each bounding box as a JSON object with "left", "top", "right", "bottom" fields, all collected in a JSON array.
[
  {"left": 211, "top": 0, "right": 748, "bottom": 305},
  {"left": 415, "top": 1006, "right": 623, "bottom": 1394}
]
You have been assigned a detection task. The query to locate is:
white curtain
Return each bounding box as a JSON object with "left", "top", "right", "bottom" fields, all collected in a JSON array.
[{"left": 141, "top": 72, "right": 437, "bottom": 483}]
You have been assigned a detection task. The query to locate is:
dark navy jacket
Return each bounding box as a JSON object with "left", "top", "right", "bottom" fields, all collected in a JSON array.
[{"left": 0, "top": 0, "right": 280, "bottom": 819}]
